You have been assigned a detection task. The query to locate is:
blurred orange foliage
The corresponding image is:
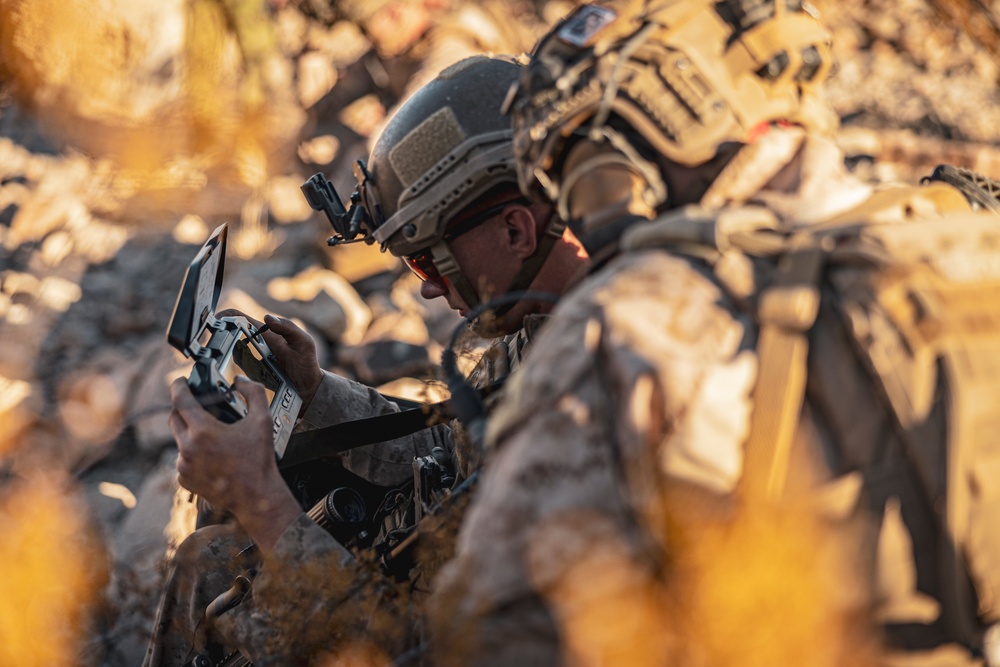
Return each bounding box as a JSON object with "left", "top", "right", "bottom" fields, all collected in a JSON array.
[
  {"left": 0, "top": 0, "right": 303, "bottom": 217},
  {"left": 0, "top": 475, "right": 109, "bottom": 667}
]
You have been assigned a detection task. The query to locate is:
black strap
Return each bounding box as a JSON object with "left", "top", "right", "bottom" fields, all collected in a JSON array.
[
  {"left": 278, "top": 399, "right": 454, "bottom": 469},
  {"left": 278, "top": 381, "right": 505, "bottom": 469}
]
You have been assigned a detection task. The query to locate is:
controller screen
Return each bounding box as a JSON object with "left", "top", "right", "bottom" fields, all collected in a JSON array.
[{"left": 223, "top": 331, "right": 281, "bottom": 406}]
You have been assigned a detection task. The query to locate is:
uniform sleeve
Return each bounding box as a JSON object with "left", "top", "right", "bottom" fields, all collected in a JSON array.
[
  {"left": 428, "top": 252, "right": 755, "bottom": 667},
  {"left": 295, "top": 370, "right": 454, "bottom": 487},
  {"left": 227, "top": 514, "right": 412, "bottom": 663}
]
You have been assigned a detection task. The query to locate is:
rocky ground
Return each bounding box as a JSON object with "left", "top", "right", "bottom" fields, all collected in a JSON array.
[{"left": 0, "top": 1, "right": 998, "bottom": 665}]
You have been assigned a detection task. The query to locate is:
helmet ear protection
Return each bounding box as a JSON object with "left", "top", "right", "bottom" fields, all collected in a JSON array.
[{"left": 508, "top": 0, "right": 836, "bottom": 214}]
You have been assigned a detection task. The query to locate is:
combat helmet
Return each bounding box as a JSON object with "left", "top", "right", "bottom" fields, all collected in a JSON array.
[
  {"left": 321, "top": 55, "right": 563, "bottom": 316},
  {"left": 506, "top": 0, "right": 836, "bottom": 219}
]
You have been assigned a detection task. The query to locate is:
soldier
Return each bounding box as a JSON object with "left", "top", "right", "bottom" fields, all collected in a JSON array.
[
  {"left": 143, "top": 55, "right": 586, "bottom": 667},
  {"left": 432, "top": 2, "right": 1000, "bottom": 666}
]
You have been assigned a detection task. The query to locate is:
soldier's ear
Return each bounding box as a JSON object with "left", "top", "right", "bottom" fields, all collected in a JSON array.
[{"left": 502, "top": 204, "right": 538, "bottom": 259}]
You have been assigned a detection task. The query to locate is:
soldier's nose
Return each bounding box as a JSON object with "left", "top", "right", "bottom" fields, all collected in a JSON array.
[{"left": 419, "top": 279, "right": 448, "bottom": 300}]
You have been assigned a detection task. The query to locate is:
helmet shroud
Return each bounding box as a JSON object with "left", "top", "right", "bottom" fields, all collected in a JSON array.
[{"left": 509, "top": 0, "right": 836, "bottom": 215}]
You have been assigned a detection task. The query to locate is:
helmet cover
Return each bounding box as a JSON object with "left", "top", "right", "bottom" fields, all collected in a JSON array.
[
  {"left": 507, "top": 0, "right": 836, "bottom": 210},
  {"left": 360, "top": 55, "right": 525, "bottom": 258}
]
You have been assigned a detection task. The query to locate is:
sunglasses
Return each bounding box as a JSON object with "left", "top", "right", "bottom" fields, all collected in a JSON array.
[
  {"left": 403, "top": 197, "right": 531, "bottom": 284},
  {"left": 403, "top": 250, "right": 444, "bottom": 284}
]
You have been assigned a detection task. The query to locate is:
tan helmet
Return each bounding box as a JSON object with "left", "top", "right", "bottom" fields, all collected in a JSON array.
[
  {"left": 347, "top": 55, "right": 564, "bottom": 316},
  {"left": 358, "top": 55, "right": 521, "bottom": 258},
  {"left": 507, "top": 0, "right": 836, "bottom": 214}
]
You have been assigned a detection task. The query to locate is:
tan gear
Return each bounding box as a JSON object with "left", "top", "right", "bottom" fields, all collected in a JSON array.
[
  {"left": 361, "top": 55, "right": 521, "bottom": 257},
  {"left": 620, "top": 172, "right": 1000, "bottom": 654},
  {"left": 506, "top": 0, "right": 836, "bottom": 213},
  {"left": 922, "top": 164, "right": 1000, "bottom": 214},
  {"left": 297, "top": 0, "right": 396, "bottom": 25}
]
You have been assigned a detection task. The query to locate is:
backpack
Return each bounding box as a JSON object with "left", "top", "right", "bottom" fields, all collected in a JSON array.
[{"left": 623, "top": 166, "right": 1000, "bottom": 656}]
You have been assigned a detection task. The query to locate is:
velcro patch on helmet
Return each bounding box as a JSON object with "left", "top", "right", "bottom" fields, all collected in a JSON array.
[{"left": 390, "top": 107, "right": 467, "bottom": 188}]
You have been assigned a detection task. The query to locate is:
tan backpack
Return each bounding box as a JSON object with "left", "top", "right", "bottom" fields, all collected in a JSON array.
[{"left": 623, "top": 167, "right": 1000, "bottom": 656}]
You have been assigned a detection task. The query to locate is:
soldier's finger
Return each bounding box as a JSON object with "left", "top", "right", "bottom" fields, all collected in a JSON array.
[
  {"left": 167, "top": 409, "right": 187, "bottom": 439},
  {"left": 170, "top": 377, "right": 208, "bottom": 422},
  {"left": 264, "top": 314, "right": 315, "bottom": 354}
]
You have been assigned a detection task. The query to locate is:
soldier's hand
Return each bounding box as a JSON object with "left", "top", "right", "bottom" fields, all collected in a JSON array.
[
  {"left": 168, "top": 376, "right": 300, "bottom": 551},
  {"left": 219, "top": 310, "right": 324, "bottom": 413}
]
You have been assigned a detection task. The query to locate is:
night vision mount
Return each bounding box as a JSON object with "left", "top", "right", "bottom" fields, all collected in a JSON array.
[
  {"left": 166, "top": 223, "right": 302, "bottom": 460},
  {"left": 301, "top": 162, "right": 376, "bottom": 247}
]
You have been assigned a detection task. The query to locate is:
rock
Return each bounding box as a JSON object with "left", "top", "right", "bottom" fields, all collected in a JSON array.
[
  {"left": 130, "top": 340, "right": 189, "bottom": 455},
  {"left": 339, "top": 94, "right": 386, "bottom": 138},
  {"left": 364, "top": 309, "right": 430, "bottom": 346},
  {"left": 56, "top": 369, "right": 127, "bottom": 462},
  {"left": 298, "top": 51, "right": 340, "bottom": 109},
  {"left": 344, "top": 339, "right": 433, "bottom": 386},
  {"left": 39, "top": 230, "right": 75, "bottom": 266},
  {"left": 389, "top": 273, "right": 465, "bottom": 346},
  {"left": 298, "top": 134, "right": 341, "bottom": 166},
  {"left": 0, "top": 375, "right": 42, "bottom": 458},
  {"left": 112, "top": 450, "right": 191, "bottom": 567},
  {"left": 376, "top": 376, "right": 449, "bottom": 404},
  {"left": 104, "top": 449, "right": 194, "bottom": 667},
  {"left": 171, "top": 214, "right": 211, "bottom": 245},
  {"left": 267, "top": 175, "right": 316, "bottom": 224},
  {"left": 310, "top": 20, "right": 371, "bottom": 66},
  {"left": 266, "top": 265, "right": 373, "bottom": 344},
  {"left": 327, "top": 240, "right": 402, "bottom": 283}
]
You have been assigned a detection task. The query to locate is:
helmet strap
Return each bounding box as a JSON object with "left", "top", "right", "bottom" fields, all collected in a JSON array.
[
  {"left": 427, "top": 240, "right": 483, "bottom": 313},
  {"left": 429, "top": 209, "right": 567, "bottom": 333}
]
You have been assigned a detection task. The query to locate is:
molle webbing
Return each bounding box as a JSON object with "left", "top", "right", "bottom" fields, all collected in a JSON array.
[
  {"left": 829, "top": 210, "right": 1000, "bottom": 650},
  {"left": 620, "top": 183, "right": 1000, "bottom": 652},
  {"left": 922, "top": 165, "right": 1000, "bottom": 214}
]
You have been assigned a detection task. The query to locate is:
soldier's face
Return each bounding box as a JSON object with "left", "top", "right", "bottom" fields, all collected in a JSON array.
[{"left": 417, "top": 212, "right": 521, "bottom": 318}]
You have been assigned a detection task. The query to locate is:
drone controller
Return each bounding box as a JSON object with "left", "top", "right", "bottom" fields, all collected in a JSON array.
[{"left": 166, "top": 224, "right": 302, "bottom": 459}]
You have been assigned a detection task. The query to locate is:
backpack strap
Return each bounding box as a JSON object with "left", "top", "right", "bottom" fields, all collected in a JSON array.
[
  {"left": 619, "top": 205, "right": 827, "bottom": 500},
  {"left": 741, "top": 239, "right": 828, "bottom": 501}
]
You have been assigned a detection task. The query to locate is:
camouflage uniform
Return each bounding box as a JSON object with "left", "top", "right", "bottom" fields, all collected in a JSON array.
[
  {"left": 147, "top": 54, "right": 576, "bottom": 666},
  {"left": 143, "top": 317, "right": 544, "bottom": 667},
  {"left": 430, "top": 129, "right": 1000, "bottom": 666},
  {"left": 431, "top": 2, "right": 1000, "bottom": 664}
]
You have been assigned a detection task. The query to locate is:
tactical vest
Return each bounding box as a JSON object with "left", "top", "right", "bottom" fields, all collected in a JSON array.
[{"left": 621, "top": 167, "right": 1000, "bottom": 660}]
